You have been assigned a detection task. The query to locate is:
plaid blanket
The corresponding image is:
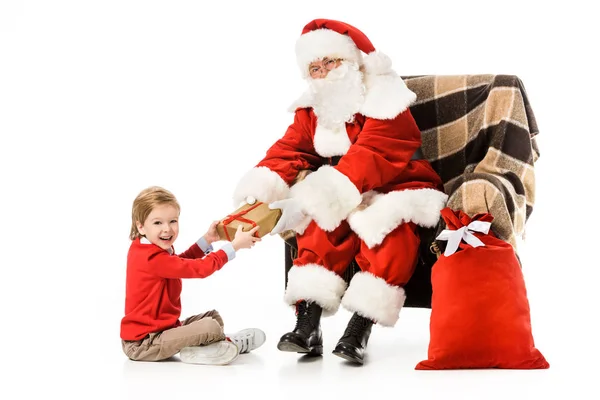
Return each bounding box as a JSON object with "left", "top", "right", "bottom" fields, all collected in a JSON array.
[{"left": 403, "top": 75, "right": 539, "bottom": 249}]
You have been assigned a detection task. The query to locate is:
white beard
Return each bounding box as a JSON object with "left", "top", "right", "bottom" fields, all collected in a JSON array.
[{"left": 307, "top": 61, "right": 365, "bottom": 130}]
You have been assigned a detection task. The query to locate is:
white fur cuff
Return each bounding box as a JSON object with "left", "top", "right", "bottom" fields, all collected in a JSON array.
[
  {"left": 291, "top": 165, "right": 362, "bottom": 231},
  {"left": 232, "top": 166, "right": 290, "bottom": 207},
  {"left": 348, "top": 189, "right": 449, "bottom": 248},
  {"left": 284, "top": 264, "right": 348, "bottom": 315},
  {"left": 341, "top": 272, "right": 406, "bottom": 327}
]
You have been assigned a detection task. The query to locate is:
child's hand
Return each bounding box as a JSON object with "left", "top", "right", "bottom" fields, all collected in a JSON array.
[
  {"left": 203, "top": 221, "right": 220, "bottom": 244},
  {"left": 232, "top": 225, "right": 261, "bottom": 251}
]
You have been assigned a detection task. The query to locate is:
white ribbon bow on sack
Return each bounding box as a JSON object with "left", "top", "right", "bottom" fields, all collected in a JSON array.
[{"left": 435, "top": 220, "right": 492, "bottom": 257}]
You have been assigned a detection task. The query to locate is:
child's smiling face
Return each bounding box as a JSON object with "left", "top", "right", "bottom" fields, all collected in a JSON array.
[{"left": 136, "top": 204, "right": 180, "bottom": 250}]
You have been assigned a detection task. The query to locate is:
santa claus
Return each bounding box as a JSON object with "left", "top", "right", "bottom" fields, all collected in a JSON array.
[{"left": 233, "top": 19, "right": 448, "bottom": 364}]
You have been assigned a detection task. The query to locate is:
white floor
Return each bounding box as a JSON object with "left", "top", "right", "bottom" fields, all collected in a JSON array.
[
  {"left": 69, "top": 306, "right": 590, "bottom": 400},
  {"left": 23, "top": 262, "right": 594, "bottom": 400}
]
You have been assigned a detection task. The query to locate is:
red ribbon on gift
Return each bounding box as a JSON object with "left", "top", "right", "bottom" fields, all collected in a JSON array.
[{"left": 221, "top": 202, "right": 263, "bottom": 241}]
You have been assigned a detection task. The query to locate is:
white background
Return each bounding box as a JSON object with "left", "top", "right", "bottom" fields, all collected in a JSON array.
[{"left": 1, "top": 1, "right": 598, "bottom": 399}]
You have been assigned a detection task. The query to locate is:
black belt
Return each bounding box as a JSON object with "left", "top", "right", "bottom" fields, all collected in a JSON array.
[
  {"left": 327, "top": 147, "right": 424, "bottom": 166},
  {"left": 328, "top": 156, "right": 342, "bottom": 166}
]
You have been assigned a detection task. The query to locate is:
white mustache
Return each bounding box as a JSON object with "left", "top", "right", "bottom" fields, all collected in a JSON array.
[
  {"left": 306, "top": 61, "right": 365, "bottom": 128},
  {"left": 324, "top": 62, "right": 351, "bottom": 80},
  {"left": 309, "top": 62, "right": 355, "bottom": 91}
]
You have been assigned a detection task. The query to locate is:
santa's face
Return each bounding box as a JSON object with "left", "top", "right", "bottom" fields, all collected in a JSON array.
[{"left": 306, "top": 60, "right": 365, "bottom": 128}]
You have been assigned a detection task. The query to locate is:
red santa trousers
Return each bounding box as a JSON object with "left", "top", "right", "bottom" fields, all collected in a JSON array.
[{"left": 284, "top": 220, "right": 418, "bottom": 327}]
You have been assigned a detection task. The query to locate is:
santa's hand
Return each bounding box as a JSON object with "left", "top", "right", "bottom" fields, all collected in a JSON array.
[{"left": 269, "top": 198, "right": 309, "bottom": 235}]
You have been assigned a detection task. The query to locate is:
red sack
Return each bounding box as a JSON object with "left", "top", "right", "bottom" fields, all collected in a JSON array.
[{"left": 415, "top": 207, "right": 549, "bottom": 370}]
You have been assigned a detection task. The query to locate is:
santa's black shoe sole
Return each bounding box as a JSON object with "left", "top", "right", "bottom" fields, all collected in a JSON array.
[
  {"left": 277, "top": 340, "right": 323, "bottom": 355},
  {"left": 332, "top": 348, "right": 364, "bottom": 364}
]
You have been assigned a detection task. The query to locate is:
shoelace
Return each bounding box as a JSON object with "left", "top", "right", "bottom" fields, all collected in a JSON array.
[
  {"left": 293, "top": 301, "right": 313, "bottom": 334},
  {"left": 344, "top": 315, "right": 371, "bottom": 338}
]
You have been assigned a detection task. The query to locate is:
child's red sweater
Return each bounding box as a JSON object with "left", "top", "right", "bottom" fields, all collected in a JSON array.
[{"left": 120, "top": 238, "right": 229, "bottom": 341}]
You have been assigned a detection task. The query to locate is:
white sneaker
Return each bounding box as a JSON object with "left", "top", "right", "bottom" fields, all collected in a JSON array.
[
  {"left": 226, "top": 328, "right": 266, "bottom": 354},
  {"left": 180, "top": 341, "right": 239, "bottom": 365}
]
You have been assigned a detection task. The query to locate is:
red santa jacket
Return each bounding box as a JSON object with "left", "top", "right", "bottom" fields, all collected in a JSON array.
[
  {"left": 120, "top": 238, "right": 229, "bottom": 341},
  {"left": 233, "top": 74, "right": 448, "bottom": 248}
]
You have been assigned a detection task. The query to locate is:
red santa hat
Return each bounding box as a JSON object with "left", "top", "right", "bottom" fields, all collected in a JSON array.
[{"left": 295, "top": 19, "right": 393, "bottom": 78}]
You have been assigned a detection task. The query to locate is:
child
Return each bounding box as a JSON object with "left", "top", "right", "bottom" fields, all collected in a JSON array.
[{"left": 120, "top": 186, "right": 266, "bottom": 365}]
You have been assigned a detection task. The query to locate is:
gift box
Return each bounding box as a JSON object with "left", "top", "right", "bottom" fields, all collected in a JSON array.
[{"left": 217, "top": 201, "right": 282, "bottom": 241}]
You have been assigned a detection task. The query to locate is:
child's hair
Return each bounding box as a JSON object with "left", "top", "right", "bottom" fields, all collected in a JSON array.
[{"left": 130, "top": 186, "right": 181, "bottom": 240}]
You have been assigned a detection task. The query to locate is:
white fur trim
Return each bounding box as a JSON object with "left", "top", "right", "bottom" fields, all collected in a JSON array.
[
  {"left": 313, "top": 123, "right": 351, "bottom": 157},
  {"left": 342, "top": 272, "right": 406, "bottom": 327},
  {"left": 295, "top": 29, "right": 362, "bottom": 78},
  {"left": 359, "top": 73, "right": 417, "bottom": 119},
  {"left": 348, "top": 189, "right": 449, "bottom": 248},
  {"left": 288, "top": 90, "right": 313, "bottom": 112},
  {"left": 363, "top": 51, "right": 392, "bottom": 75},
  {"left": 233, "top": 166, "right": 290, "bottom": 207},
  {"left": 290, "top": 165, "right": 362, "bottom": 231},
  {"left": 284, "top": 264, "right": 348, "bottom": 315}
]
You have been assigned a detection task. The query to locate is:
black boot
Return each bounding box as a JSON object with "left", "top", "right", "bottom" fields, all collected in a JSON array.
[
  {"left": 332, "top": 312, "right": 374, "bottom": 364},
  {"left": 277, "top": 300, "right": 323, "bottom": 355}
]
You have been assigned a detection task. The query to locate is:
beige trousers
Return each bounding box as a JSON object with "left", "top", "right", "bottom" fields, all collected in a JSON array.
[{"left": 122, "top": 310, "right": 226, "bottom": 361}]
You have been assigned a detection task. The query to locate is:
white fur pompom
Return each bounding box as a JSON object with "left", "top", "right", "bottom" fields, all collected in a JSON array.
[{"left": 363, "top": 51, "right": 392, "bottom": 75}]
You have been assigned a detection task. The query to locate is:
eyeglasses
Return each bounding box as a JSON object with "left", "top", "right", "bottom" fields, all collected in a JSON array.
[{"left": 308, "top": 58, "right": 342, "bottom": 78}]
